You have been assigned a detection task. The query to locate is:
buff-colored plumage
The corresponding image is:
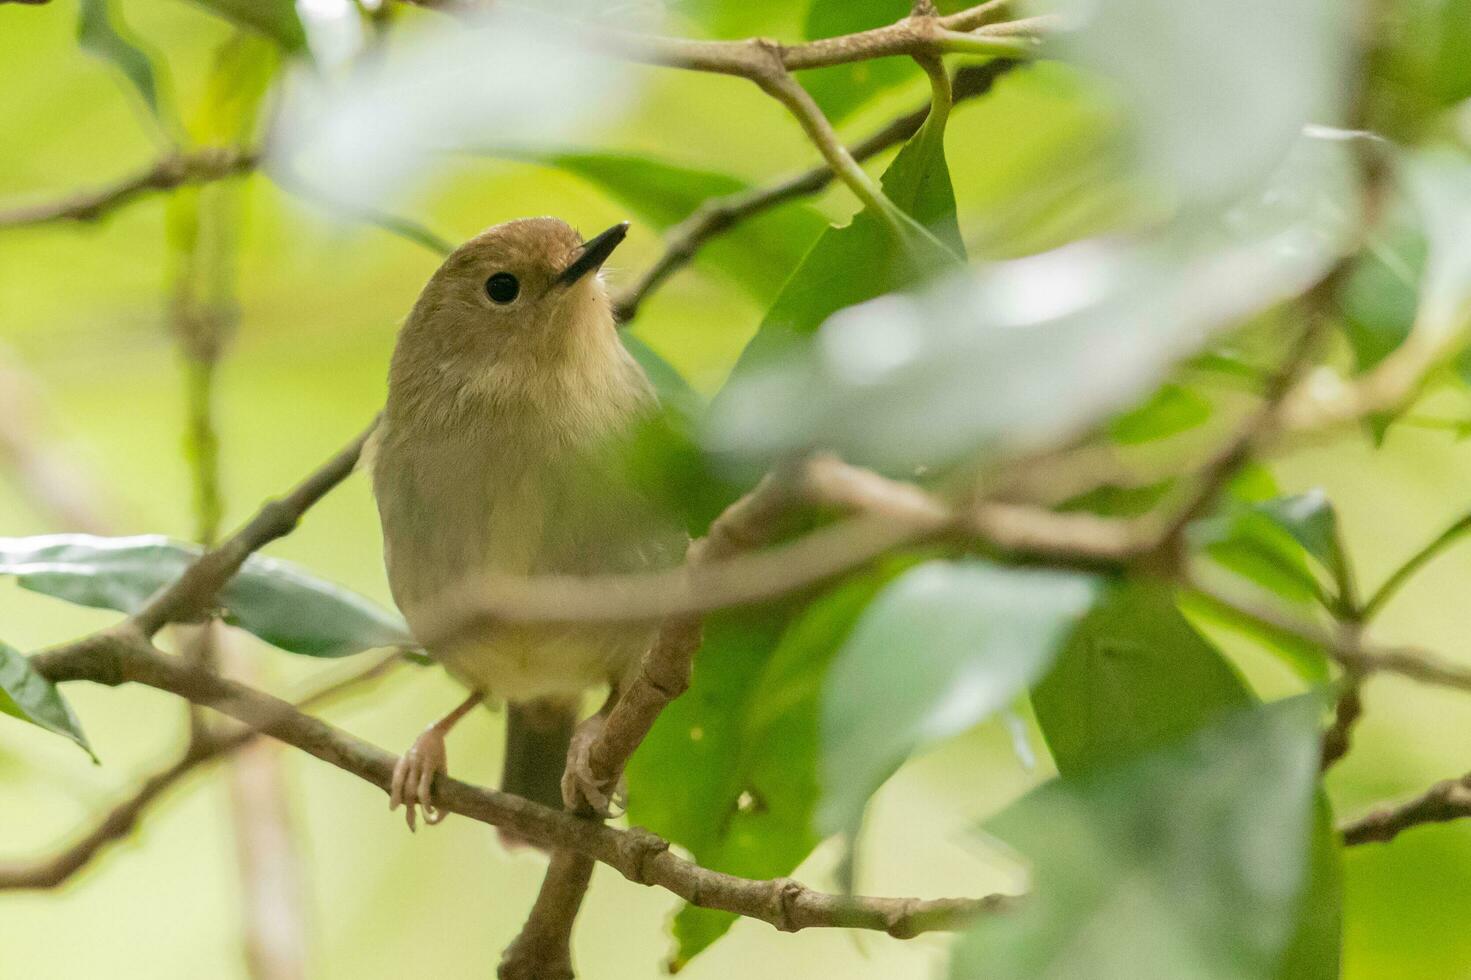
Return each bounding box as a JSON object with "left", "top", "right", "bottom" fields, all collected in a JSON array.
[{"left": 371, "top": 217, "right": 681, "bottom": 824}]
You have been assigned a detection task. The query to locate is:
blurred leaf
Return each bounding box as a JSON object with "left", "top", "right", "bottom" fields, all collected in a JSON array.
[
  {"left": 1058, "top": 480, "right": 1175, "bottom": 519},
  {"left": 818, "top": 559, "right": 1099, "bottom": 833},
  {"left": 953, "top": 697, "right": 1325, "bottom": 980},
  {"left": 1179, "top": 589, "right": 1330, "bottom": 684},
  {"left": 1189, "top": 492, "right": 1346, "bottom": 610},
  {"left": 0, "top": 640, "right": 95, "bottom": 761},
  {"left": 1398, "top": 147, "right": 1471, "bottom": 352},
  {"left": 1108, "top": 383, "right": 1212, "bottom": 444},
  {"left": 637, "top": 560, "right": 916, "bottom": 967},
  {"left": 1337, "top": 216, "right": 1425, "bottom": 375},
  {"left": 0, "top": 535, "right": 411, "bottom": 658},
  {"left": 801, "top": 0, "right": 913, "bottom": 123},
  {"left": 189, "top": 30, "right": 279, "bottom": 145},
  {"left": 709, "top": 137, "right": 1358, "bottom": 469},
  {"left": 542, "top": 151, "right": 826, "bottom": 304},
  {"left": 186, "top": 0, "right": 306, "bottom": 51},
  {"left": 1051, "top": 0, "right": 1347, "bottom": 209},
  {"left": 1368, "top": 0, "right": 1471, "bottom": 138},
  {"left": 1032, "top": 579, "right": 1252, "bottom": 776},
  {"left": 273, "top": 9, "right": 634, "bottom": 211},
  {"left": 77, "top": 0, "right": 166, "bottom": 122}
]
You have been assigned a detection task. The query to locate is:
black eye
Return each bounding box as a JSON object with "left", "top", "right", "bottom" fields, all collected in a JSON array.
[{"left": 485, "top": 272, "right": 519, "bottom": 304}]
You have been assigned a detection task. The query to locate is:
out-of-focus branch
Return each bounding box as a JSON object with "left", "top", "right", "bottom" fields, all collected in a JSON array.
[
  {"left": 0, "top": 148, "right": 257, "bottom": 229},
  {"left": 1341, "top": 772, "right": 1471, "bottom": 845},
  {"left": 0, "top": 649, "right": 403, "bottom": 891},
  {"left": 28, "top": 633, "right": 1013, "bottom": 935}
]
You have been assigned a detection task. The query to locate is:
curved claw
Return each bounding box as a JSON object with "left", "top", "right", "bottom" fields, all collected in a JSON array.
[
  {"left": 390, "top": 726, "right": 450, "bottom": 832},
  {"left": 561, "top": 715, "right": 625, "bottom": 817}
]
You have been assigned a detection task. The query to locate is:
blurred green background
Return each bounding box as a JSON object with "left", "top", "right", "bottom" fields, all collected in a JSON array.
[{"left": 3, "top": 2, "right": 1471, "bottom": 977}]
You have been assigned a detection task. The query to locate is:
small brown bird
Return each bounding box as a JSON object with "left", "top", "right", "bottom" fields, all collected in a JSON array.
[{"left": 370, "top": 217, "right": 681, "bottom": 833}]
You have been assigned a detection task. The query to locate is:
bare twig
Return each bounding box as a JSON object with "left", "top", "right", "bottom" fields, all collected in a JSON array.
[
  {"left": 1341, "top": 772, "right": 1471, "bottom": 845},
  {"left": 0, "top": 149, "right": 257, "bottom": 229}
]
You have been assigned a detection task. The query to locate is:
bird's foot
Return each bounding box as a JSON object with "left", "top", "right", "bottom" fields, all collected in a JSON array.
[
  {"left": 561, "top": 713, "right": 625, "bottom": 817},
  {"left": 390, "top": 725, "right": 450, "bottom": 832}
]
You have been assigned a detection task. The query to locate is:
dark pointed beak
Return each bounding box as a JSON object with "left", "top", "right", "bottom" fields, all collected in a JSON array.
[{"left": 557, "top": 221, "right": 629, "bottom": 287}]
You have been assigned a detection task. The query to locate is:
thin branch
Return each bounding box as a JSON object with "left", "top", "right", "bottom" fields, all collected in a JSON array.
[
  {"left": 0, "top": 148, "right": 257, "bottom": 229},
  {"left": 612, "top": 60, "right": 1020, "bottom": 322},
  {"left": 1361, "top": 511, "right": 1471, "bottom": 622},
  {"left": 0, "top": 649, "right": 403, "bottom": 891},
  {"left": 1341, "top": 772, "right": 1471, "bottom": 845},
  {"left": 131, "top": 420, "right": 377, "bottom": 637},
  {"left": 29, "top": 634, "right": 1013, "bottom": 936}
]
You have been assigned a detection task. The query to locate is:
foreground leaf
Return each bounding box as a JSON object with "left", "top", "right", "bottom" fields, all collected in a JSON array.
[
  {"left": 952, "top": 697, "right": 1324, "bottom": 980},
  {"left": 0, "top": 535, "right": 411, "bottom": 658},
  {"left": 707, "top": 137, "right": 1358, "bottom": 470},
  {"left": 818, "top": 560, "right": 1099, "bottom": 834},
  {"left": 0, "top": 641, "right": 95, "bottom": 760}
]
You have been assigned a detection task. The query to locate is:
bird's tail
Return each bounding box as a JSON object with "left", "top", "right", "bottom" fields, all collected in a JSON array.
[{"left": 499, "top": 698, "right": 577, "bottom": 849}]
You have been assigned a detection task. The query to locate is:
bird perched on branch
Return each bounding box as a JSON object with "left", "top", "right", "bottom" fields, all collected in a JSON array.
[{"left": 370, "top": 217, "right": 682, "bottom": 835}]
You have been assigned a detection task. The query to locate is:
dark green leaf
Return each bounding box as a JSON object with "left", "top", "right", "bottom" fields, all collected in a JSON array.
[
  {"left": 1108, "top": 383, "right": 1212, "bottom": 444},
  {"left": 726, "top": 95, "right": 964, "bottom": 376},
  {"left": 1189, "top": 491, "right": 1347, "bottom": 610},
  {"left": 544, "top": 151, "right": 827, "bottom": 305},
  {"left": 1337, "top": 216, "right": 1424, "bottom": 374},
  {"left": 1032, "top": 579, "right": 1252, "bottom": 777},
  {"left": 818, "top": 559, "right": 1099, "bottom": 833},
  {"left": 632, "top": 561, "right": 913, "bottom": 966},
  {"left": 1058, "top": 480, "right": 1175, "bottom": 519},
  {"left": 77, "top": 0, "right": 166, "bottom": 120},
  {"left": 953, "top": 697, "right": 1324, "bottom": 980},
  {"left": 186, "top": 0, "right": 306, "bottom": 51},
  {"left": 801, "top": 0, "right": 913, "bottom": 124},
  {"left": 0, "top": 641, "right": 95, "bottom": 760},
  {"left": 1178, "top": 588, "right": 1330, "bottom": 684},
  {"left": 0, "top": 535, "right": 411, "bottom": 658}
]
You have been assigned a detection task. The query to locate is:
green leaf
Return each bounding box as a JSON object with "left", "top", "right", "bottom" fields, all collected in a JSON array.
[
  {"left": 186, "top": 0, "right": 306, "bottom": 51},
  {"left": 0, "top": 641, "right": 95, "bottom": 760},
  {"left": 1179, "top": 588, "right": 1331, "bottom": 684},
  {"left": 726, "top": 92, "right": 965, "bottom": 376},
  {"left": 708, "top": 136, "right": 1358, "bottom": 469},
  {"left": 189, "top": 30, "right": 280, "bottom": 145},
  {"left": 77, "top": 0, "right": 166, "bottom": 121},
  {"left": 801, "top": 0, "right": 914, "bottom": 124},
  {"left": 1108, "top": 383, "right": 1212, "bottom": 444},
  {"left": 1368, "top": 0, "right": 1471, "bottom": 138},
  {"left": 1032, "top": 579, "right": 1252, "bottom": 777},
  {"left": 952, "top": 697, "right": 1325, "bottom": 980},
  {"left": 0, "top": 535, "right": 411, "bottom": 658},
  {"left": 543, "top": 151, "right": 827, "bottom": 305},
  {"left": 1189, "top": 492, "right": 1347, "bottom": 610},
  {"left": 818, "top": 559, "right": 1099, "bottom": 834},
  {"left": 632, "top": 561, "right": 915, "bottom": 967},
  {"left": 1337, "top": 215, "right": 1425, "bottom": 374}
]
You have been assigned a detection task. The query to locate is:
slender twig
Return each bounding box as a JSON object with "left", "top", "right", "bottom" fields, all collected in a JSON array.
[
  {"left": 0, "top": 649, "right": 403, "bottom": 891},
  {"left": 611, "top": 60, "right": 1020, "bottom": 321},
  {"left": 1361, "top": 512, "right": 1471, "bottom": 622},
  {"left": 1320, "top": 662, "right": 1366, "bottom": 770},
  {"left": 29, "top": 633, "right": 1014, "bottom": 935},
  {"left": 1341, "top": 772, "right": 1471, "bottom": 845},
  {"left": 0, "top": 149, "right": 257, "bottom": 229}
]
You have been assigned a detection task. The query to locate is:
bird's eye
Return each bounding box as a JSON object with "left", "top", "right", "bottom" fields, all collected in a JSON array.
[{"left": 485, "top": 272, "right": 520, "bottom": 304}]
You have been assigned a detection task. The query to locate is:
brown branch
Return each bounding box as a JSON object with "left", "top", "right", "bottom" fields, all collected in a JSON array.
[
  {"left": 29, "top": 633, "right": 1012, "bottom": 936},
  {"left": 131, "top": 419, "right": 376, "bottom": 637},
  {"left": 0, "top": 649, "right": 403, "bottom": 891},
  {"left": 0, "top": 148, "right": 257, "bottom": 230},
  {"left": 1341, "top": 772, "right": 1471, "bottom": 845},
  {"left": 612, "top": 60, "right": 1021, "bottom": 322}
]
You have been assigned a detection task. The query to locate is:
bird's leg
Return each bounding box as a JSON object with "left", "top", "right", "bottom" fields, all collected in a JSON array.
[
  {"left": 390, "top": 691, "right": 483, "bottom": 832},
  {"left": 561, "top": 684, "right": 623, "bottom": 816}
]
